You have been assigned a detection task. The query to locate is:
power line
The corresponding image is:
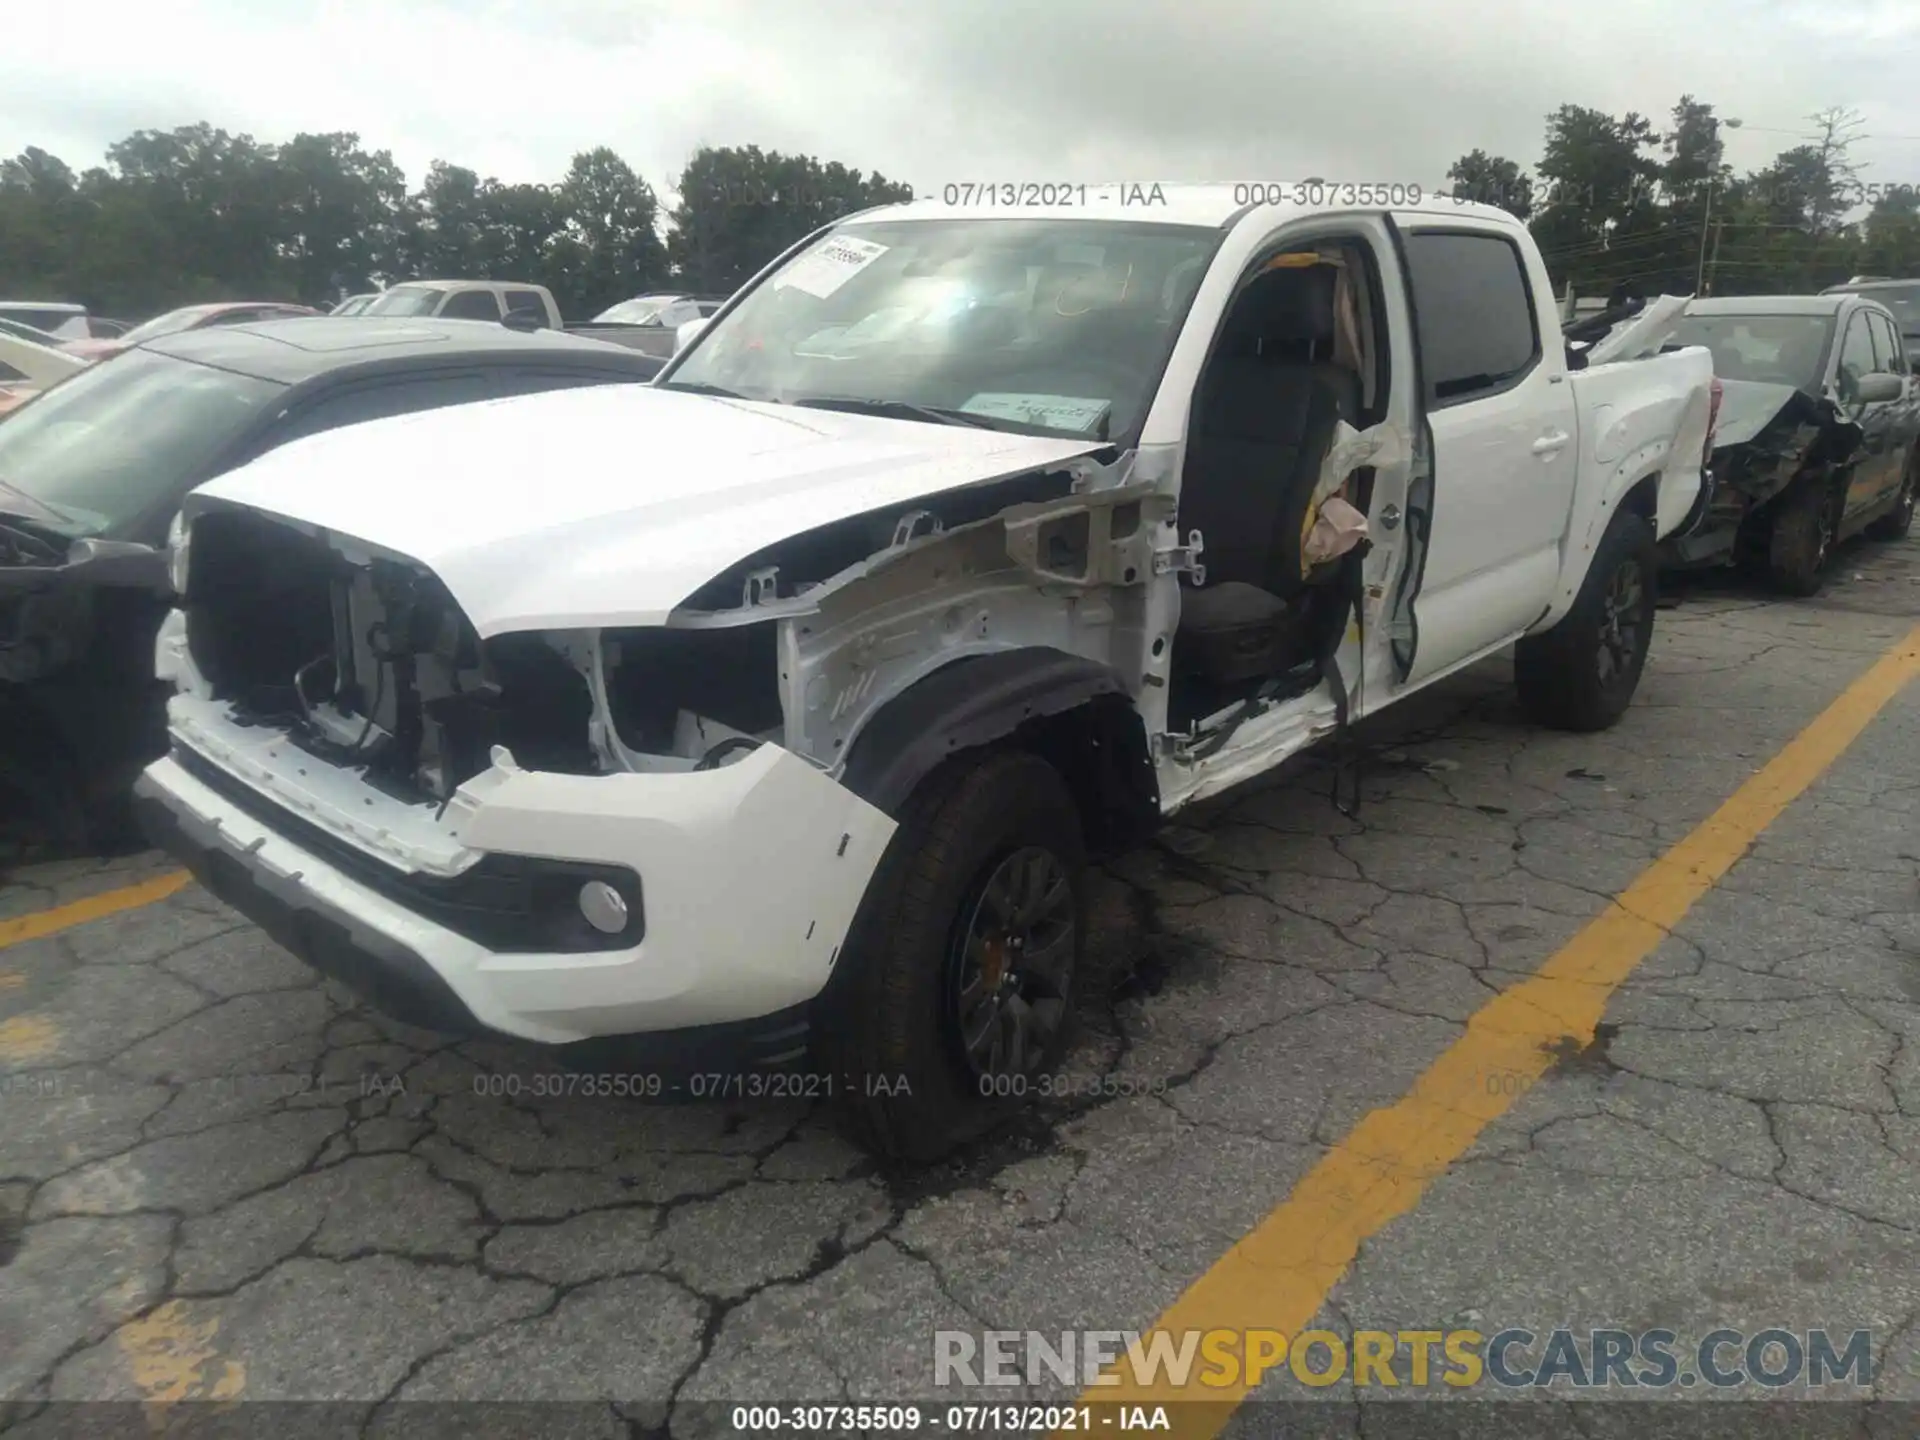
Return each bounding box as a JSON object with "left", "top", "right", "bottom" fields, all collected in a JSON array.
[{"left": 1539, "top": 220, "right": 1825, "bottom": 264}]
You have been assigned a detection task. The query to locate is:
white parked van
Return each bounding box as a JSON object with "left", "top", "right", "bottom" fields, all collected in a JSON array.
[{"left": 0, "top": 302, "right": 91, "bottom": 342}]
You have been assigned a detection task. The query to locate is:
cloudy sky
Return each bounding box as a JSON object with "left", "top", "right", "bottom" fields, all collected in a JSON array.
[{"left": 6, "top": 0, "right": 1920, "bottom": 199}]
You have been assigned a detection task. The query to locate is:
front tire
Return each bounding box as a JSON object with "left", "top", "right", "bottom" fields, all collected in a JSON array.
[
  {"left": 819, "top": 750, "right": 1085, "bottom": 1162},
  {"left": 1767, "top": 477, "right": 1838, "bottom": 596},
  {"left": 1514, "top": 509, "right": 1657, "bottom": 733}
]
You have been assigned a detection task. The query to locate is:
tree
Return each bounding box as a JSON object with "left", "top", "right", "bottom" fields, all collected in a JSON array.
[
  {"left": 553, "top": 147, "right": 668, "bottom": 316},
  {"left": 415, "top": 161, "right": 489, "bottom": 276},
  {"left": 1806, "top": 105, "right": 1867, "bottom": 235},
  {"left": 1529, "top": 105, "right": 1662, "bottom": 296},
  {"left": 269, "top": 133, "right": 412, "bottom": 300},
  {"left": 1446, "top": 150, "right": 1532, "bottom": 220},
  {"left": 1658, "top": 95, "right": 1729, "bottom": 210},
  {"left": 665, "top": 145, "right": 912, "bottom": 293}
]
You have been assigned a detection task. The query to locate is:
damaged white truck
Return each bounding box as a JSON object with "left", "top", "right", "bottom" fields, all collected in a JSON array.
[{"left": 135, "top": 188, "right": 1716, "bottom": 1158}]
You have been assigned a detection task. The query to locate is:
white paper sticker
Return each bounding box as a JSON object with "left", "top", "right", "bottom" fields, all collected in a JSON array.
[
  {"left": 961, "top": 392, "right": 1112, "bottom": 432},
  {"left": 773, "top": 235, "right": 890, "bottom": 300}
]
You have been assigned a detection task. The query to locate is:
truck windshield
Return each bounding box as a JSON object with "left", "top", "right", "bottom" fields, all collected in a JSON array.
[
  {"left": 363, "top": 287, "right": 444, "bottom": 317},
  {"left": 593, "top": 296, "right": 677, "bottom": 325},
  {"left": 661, "top": 218, "right": 1223, "bottom": 441},
  {"left": 0, "top": 349, "right": 281, "bottom": 538},
  {"left": 1664, "top": 313, "right": 1834, "bottom": 389}
]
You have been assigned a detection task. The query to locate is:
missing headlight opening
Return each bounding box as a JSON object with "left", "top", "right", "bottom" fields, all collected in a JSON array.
[{"left": 183, "top": 508, "right": 782, "bottom": 803}]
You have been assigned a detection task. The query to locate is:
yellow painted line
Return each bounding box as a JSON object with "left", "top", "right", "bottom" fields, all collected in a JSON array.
[
  {"left": 116, "top": 1301, "right": 247, "bottom": 1405},
  {"left": 1079, "top": 623, "right": 1920, "bottom": 1434},
  {"left": 0, "top": 870, "right": 190, "bottom": 951},
  {"left": 0, "top": 1012, "right": 59, "bottom": 1062},
  {"left": 0, "top": 970, "right": 24, "bottom": 992}
]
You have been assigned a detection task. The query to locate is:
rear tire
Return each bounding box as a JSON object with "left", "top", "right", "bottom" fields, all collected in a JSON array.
[
  {"left": 0, "top": 694, "right": 88, "bottom": 853},
  {"left": 1767, "top": 478, "right": 1838, "bottom": 596},
  {"left": 1866, "top": 448, "right": 1918, "bottom": 542},
  {"left": 1514, "top": 509, "right": 1657, "bottom": 733},
  {"left": 818, "top": 750, "right": 1085, "bottom": 1162}
]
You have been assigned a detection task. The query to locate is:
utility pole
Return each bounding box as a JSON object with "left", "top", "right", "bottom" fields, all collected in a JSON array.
[
  {"left": 1695, "top": 181, "right": 1716, "bottom": 293},
  {"left": 1695, "top": 117, "right": 1742, "bottom": 295},
  {"left": 1704, "top": 219, "right": 1725, "bottom": 295}
]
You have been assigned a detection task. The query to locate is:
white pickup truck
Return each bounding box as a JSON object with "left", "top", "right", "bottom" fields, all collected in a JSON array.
[{"left": 137, "top": 188, "right": 1715, "bottom": 1158}]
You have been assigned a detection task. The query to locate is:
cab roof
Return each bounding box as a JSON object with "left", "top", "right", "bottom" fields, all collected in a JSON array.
[
  {"left": 381, "top": 279, "right": 545, "bottom": 293},
  {"left": 851, "top": 183, "right": 1517, "bottom": 231},
  {"left": 1684, "top": 294, "right": 1855, "bottom": 317},
  {"left": 143, "top": 316, "right": 656, "bottom": 385}
]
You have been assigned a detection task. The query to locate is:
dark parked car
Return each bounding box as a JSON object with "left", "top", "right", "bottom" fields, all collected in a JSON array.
[
  {"left": 1820, "top": 278, "right": 1920, "bottom": 365},
  {"left": 0, "top": 317, "right": 665, "bottom": 849},
  {"left": 1657, "top": 294, "right": 1920, "bottom": 594}
]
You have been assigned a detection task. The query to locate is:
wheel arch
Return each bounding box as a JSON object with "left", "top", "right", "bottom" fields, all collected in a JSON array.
[
  {"left": 837, "top": 647, "right": 1160, "bottom": 855},
  {"left": 1541, "top": 466, "right": 1664, "bottom": 633}
]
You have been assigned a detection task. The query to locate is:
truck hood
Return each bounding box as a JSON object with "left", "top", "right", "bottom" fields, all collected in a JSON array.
[{"left": 190, "top": 384, "right": 1108, "bottom": 636}]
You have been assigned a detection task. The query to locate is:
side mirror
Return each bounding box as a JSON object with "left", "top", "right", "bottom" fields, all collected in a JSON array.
[
  {"left": 500, "top": 309, "right": 544, "bottom": 333},
  {"left": 674, "top": 317, "right": 710, "bottom": 353},
  {"left": 1853, "top": 371, "right": 1905, "bottom": 405}
]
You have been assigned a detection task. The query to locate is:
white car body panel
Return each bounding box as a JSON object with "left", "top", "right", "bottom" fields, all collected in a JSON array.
[
  {"left": 0, "top": 330, "right": 88, "bottom": 390},
  {"left": 190, "top": 384, "right": 1108, "bottom": 635}
]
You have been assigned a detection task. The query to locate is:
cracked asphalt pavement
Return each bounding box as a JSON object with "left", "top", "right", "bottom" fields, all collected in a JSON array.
[{"left": 5, "top": 535, "right": 1920, "bottom": 1435}]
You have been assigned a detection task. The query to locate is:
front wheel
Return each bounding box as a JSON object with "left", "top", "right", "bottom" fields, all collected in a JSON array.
[
  {"left": 1767, "top": 478, "right": 1838, "bottom": 596},
  {"left": 818, "top": 750, "right": 1086, "bottom": 1161},
  {"left": 1514, "top": 509, "right": 1657, "bottom": 733}
]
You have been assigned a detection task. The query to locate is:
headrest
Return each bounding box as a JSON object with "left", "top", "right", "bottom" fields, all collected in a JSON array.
[{"left": 1218, "top": 264, "right": 1340, "bottom": 358}]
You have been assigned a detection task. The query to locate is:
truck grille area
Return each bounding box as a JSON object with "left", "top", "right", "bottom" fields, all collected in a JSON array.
[
  {"left": 171, "top": 743, "right": 644, "bottom": 954},
  {"left": 184, "top": 508, "right": 598, "bottom": 803}
]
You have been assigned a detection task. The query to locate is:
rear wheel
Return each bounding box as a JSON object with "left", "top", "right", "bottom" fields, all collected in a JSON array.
[
  {"left": 1514, "top": 509, "right": 1657, "bottom": 733},
  {"left": 819, "top": 750, "right": 1085, "bottom": 1161},
  {"left": 0, "top": 693, "right": 88, "bottom": 854},
  {"left": 1866, "top": 448, "right": 1918, "bottom": 542},
  {"left": 1767, "top": 478, "right": 1838, "bottom": 596}
]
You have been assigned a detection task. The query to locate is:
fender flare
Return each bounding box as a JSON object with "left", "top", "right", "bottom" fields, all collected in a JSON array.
[
  {"left": 1542, "top": 456, "right": 1666, "bottom": 631},
  {"left": 838, "top": 647, "right": 1152, "bottom": 827}
]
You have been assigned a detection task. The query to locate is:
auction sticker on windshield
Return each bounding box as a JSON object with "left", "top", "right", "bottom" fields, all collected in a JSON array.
[
  {"left": 774, "top": 235, "right": 890, "bottom": 300},
  {"left": 960, "top": 393, "right": 1113, "bottom": 432}
]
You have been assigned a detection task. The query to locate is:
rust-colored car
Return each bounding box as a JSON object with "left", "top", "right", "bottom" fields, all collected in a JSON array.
[{"left": 62, "top": 301, "right": 320, "bottom": 360}]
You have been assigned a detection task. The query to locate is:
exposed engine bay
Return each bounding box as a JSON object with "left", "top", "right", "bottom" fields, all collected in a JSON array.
[
  {"left": 178, "top": 449, "right": 1147, "bottom": 808},
  {"left": 182, "top": 509, "right": 788, "bottom": 804}
]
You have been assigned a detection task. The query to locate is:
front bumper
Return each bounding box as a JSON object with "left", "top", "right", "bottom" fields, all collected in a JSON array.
[{"left": 133, "top": 735, "right": 896, "bottom": 1051}]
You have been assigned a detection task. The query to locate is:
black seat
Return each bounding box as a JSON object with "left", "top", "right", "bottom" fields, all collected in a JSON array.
[{"left": 1175, "top": 264, "right": 1361, "bottom": 684}]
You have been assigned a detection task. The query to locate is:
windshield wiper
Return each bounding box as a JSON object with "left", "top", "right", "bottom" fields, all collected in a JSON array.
[
  {"left": 787, "top": 396, "right": 1002, "bottom": 430},
  {"left": 0, "top": 475, "right": 75, "bottom": 527},
  {"left": 656, "top": 380, "right": 752, "bottom": 400}
]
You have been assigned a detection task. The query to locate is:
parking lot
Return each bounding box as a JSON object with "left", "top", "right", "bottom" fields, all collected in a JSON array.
[{"left": 4, "top": 533, "right": 1920, "bottom": 1434}]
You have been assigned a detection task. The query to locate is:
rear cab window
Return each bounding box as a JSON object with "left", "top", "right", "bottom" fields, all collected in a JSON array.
[
  {"left": 1400, "top": 231, "right": 1540, "bottom": 407},
  {"left": 504, "top": 290, "right": 550, "bottom": 325},
  {"left": 440, "top": 289, "right": 504, "bottom": 322}
]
